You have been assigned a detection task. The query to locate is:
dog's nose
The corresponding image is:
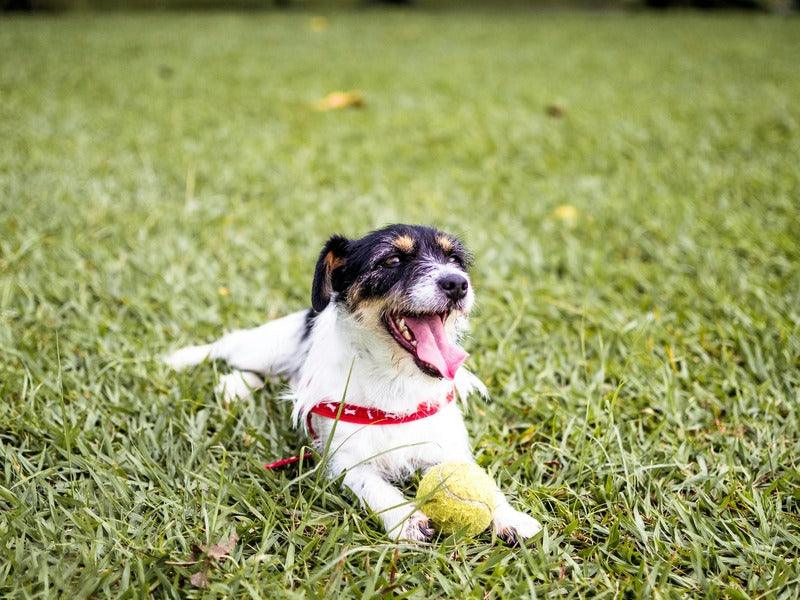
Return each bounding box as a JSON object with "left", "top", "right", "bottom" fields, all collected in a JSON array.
[{"left": 438, "top": 273, "right": 469, "bottom": 301}]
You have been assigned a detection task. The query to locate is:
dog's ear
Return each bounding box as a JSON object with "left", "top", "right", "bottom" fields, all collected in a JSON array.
[{"left": 311, "top": 235, "right": 349, "bottom": 312}]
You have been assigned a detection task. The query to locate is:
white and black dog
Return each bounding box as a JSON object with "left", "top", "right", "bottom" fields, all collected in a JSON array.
[{"left": 165, "top": 224, "right": 541, "bottom": 543}]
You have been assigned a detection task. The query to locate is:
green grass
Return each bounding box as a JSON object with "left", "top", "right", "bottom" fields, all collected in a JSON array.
[{"left": 1, "top": 9, "right": 799, "bottom": 598}]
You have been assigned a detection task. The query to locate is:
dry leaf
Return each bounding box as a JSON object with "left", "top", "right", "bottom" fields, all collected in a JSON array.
[
  {"left": 545, "top": 104, "right": 565, "bottom": 118},
  {"left": 315, "top": 91, "right": 364, "bottom": 112},
  {"left": 309, "top": 16, "right": 328, "bottom": 32},
  {"left": 190, "top": 571, "right": 209, "bottom": 588},
  {"left": 203, "top": 532, "right": 239, "bottom": 560}
]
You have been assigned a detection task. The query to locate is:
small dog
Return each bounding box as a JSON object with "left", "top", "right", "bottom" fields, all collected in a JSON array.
[{"left": 165, "top": 224, "right": 541, "bottom": 543}]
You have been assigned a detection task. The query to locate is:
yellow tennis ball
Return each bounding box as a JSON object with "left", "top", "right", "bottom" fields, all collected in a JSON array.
[{"left": 416, "top": 462, "right": 497, "bottom": 536}]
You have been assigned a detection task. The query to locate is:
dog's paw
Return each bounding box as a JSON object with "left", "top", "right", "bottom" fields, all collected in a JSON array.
[
  {"left": 493, "top": 505, "right": 542, "bottom": 546},
  {"left": 392, "top": 512, "right": 435, "bottom": 543},
  {"left": 215, "top": 371, "right": 263, "bottom": 403}
]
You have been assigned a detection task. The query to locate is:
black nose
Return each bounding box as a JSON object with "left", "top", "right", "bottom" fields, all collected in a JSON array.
[{"left": 438, "top": 273, "right": 469, "bottom": 301}]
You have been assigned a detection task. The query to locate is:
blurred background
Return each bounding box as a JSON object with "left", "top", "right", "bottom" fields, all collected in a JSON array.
[{"left": 3, "top": 0, "right": 799, "bottom": 13}]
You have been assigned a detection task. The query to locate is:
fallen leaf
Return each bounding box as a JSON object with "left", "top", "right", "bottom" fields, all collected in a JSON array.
[
  {"left": 190, "top": 571, "right": 209, "bottom": 589},
  {"left": 518, "top": 424, "right": 537, "bottom": 444},
  {"left": 552, "top": 204, "right": 579, "bottom": 224},
  {"left": 314, "top": 91, "right": 364, "bottom": 111},
  {"left": 309, "top": 16, "right": 328, "bottom": 32},
  {"left": 203, "top": 532, "right": 239, "bottom": 560}
]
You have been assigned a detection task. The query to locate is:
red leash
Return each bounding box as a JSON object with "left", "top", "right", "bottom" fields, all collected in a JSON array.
[{"left": 264, "top": 388, "right": 456, "bottom": 470}]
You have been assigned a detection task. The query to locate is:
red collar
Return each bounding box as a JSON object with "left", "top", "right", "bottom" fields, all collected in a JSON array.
[
  {"left": 307, "top": 388, "right": 456, "bottom": 431},
  {"left": 264, "top": 388, "right": 456, "bottom": 470}
]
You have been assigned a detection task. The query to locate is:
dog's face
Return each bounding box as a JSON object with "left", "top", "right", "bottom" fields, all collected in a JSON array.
[{"left": 311, "top": 224, "right": 474, "bottom": 380}]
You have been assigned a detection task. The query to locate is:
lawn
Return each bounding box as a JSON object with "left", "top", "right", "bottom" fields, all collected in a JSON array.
[{"left": 1, "top": 8, "right": 799, "bottom": 598}]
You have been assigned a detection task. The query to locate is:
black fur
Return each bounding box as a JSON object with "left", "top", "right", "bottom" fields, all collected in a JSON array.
[{"left": 301, "top": 308, "right": 317, "bottom": 340}]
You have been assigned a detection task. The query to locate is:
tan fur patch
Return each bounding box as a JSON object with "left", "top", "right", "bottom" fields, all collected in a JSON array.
[
  {"left": 436, "top": 235, "right": 454, "bottom": 252},
  {"left": 393, "top": 234, "right": 415, "bottom": 253},
  {"left": 324, "top": 251, "right": 345, "bottom": 272},
  {"left": 349, "top": 297, "right": 383, "bottom": 324},
  {"left": 346, "top": 281, "right": 363, "bottom": 307}
]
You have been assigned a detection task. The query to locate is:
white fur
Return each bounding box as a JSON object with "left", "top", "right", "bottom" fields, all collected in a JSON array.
[
  {"left": 215, "top": 370, "right": 265, "bottom": 402},
  {"left": 165, "top": 303, "right": 541, "bottom": 543},
  {"left": 163, "top": 343, "right": 213, "bottom": 370},
  {"left": 407, "top": 263, "right": 475, "bottom": 316}
]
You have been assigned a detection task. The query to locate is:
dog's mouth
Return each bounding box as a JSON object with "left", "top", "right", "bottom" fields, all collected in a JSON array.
[{"left": 382, "top": 311, "right": 468, "bottom": 380}]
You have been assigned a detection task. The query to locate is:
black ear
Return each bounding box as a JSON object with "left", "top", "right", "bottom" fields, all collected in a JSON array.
[{"left": 311, "top": 235, "right": 349, "bottom": 312}]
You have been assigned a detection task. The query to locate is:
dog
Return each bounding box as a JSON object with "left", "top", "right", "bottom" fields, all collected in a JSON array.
[{"left": 165, "top": 224, "right": 541, "bottom": 543}]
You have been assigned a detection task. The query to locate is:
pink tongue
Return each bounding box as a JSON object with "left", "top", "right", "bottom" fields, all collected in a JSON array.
[{"left": 404, "top": 315, "right": 467, "bottom": 380}]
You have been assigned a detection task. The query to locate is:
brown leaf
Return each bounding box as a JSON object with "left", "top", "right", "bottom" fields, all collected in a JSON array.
[
  {"left": 190, "top": 571, "right": 209, "bottom": 589},
  {"left": 203, "top": 532, "right": 239, "bottom": 560},
  {"left": 545, "top": 104, "right": 565, "bottom": 118},
  {"left": 314, "top": 91, "right": 365, "bottom": 111}
]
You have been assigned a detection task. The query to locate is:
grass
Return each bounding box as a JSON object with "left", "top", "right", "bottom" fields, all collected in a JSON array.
[{"left": 1, "top": 8, "right": 799, "bottom": 598}]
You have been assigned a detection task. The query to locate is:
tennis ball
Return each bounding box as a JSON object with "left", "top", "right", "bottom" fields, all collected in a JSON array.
[{"left": 416, "top": 462, "right": 497, "bottom": 536}]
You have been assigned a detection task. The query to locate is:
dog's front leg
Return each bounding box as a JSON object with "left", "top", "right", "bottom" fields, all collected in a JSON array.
[
  {"left": 492, "top": 488, "right": 542, "bottom": 545},
  {"left": 341, "top": 466, "right": 433, "bottom": 542}
]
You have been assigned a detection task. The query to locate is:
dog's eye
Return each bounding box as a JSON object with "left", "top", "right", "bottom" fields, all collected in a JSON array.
[
  {"left": 447, "top": 255, "right": 463, "bottom": 267},
  {"left": 382, "top": 256, "right": 401, "bottom": 268}
]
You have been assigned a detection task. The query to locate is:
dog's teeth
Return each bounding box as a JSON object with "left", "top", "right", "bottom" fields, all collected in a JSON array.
[
  {"left": 398, "top": 318, "right": 405, "bottom": 327},
  {"left": 402, "top": 329, "right": 412, "bottom": 341},
  {"left": 411, "top": 340, "right": 417, "bottom": 347}
]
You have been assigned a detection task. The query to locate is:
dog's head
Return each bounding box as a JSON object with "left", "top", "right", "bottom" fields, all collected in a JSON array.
[{"left": 311, "top": 224, "right": 474, "bottom": 380}]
